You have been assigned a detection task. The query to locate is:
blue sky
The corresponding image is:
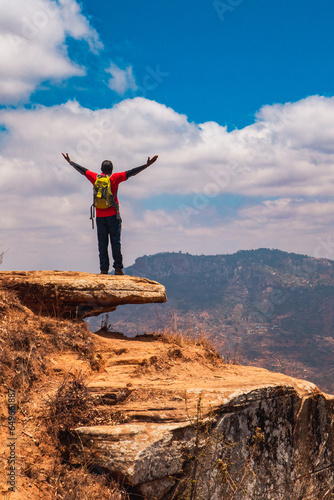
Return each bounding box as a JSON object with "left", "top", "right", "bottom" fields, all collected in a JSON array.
[
  {"left": 2, "top": 0, "right": 334, "bottom": 271},
  {"left": 32, "top": 0, "right": 334, "bottom": 128}
]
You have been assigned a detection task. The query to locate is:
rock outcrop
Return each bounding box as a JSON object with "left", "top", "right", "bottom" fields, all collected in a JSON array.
[
  {"left": 0, "top": 271, "right": 167, "bottom": 318},
  {"left": 66, "top": 334, "right": 334, "bottom": 500},
  {"left": 0, "top": 271, "right": 333, "bottom": 499}
]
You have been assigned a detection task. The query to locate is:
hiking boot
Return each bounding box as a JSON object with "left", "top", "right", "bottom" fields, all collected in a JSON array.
[
  {"left": 114, "top": 268, "right": 125, "bottom": 276},
  {"left": 100, "top": 270, "right": 109, "bottom": 275}
]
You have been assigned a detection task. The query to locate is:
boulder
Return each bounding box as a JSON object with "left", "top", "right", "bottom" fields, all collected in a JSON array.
[
  {"left": 0, "top": 270, "right": 167, "bottom": 318},
  {"left": 66, "top": 334, "right": 334, "bottom": 500}
]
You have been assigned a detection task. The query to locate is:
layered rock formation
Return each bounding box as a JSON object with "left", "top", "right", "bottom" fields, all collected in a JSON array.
[
  {"left": 1, "top": 271, "right": 333, "bottom": 499},
  {"left": 66, "top": 334, "right": 334, "bottom": 500},
  {"left": 0, "top": 270, "right": 167, "bottom": 318}
]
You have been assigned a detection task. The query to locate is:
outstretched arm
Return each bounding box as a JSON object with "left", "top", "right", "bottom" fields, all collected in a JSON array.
[
  {"left": 61, "top": 153, "right": 87, "bottom": 176},
  {"left": 126, "top": 155, "right": 158, "bottom": 179}
]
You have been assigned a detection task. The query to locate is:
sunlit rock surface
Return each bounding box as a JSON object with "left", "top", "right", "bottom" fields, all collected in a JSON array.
[
  {"left": 0, "top": 270, "right": 167, "bottom": 318},
  {"left": 66, "top": 334, "right": 334, "bottom": 500}
]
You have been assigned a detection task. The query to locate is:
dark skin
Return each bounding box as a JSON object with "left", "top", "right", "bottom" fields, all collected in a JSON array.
[{"left": 61, "top": 153, "right": 158, "bottom": 167}]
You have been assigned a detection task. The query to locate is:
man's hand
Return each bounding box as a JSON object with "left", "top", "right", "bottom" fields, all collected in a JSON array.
[
  {"left": 62, "top": 152, "right": 71, "bottom": 163},
  {"left": 146, "top": 155, "right": 158, "bottom": 166}
]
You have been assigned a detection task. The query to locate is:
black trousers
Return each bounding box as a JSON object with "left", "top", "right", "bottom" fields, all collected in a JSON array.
[{"left": 96, "top": 215, "right": 123, "bottom": 271}]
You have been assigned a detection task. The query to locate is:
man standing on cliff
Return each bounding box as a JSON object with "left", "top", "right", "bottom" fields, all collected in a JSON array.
[{"left": 62, "top": 153, "right": 158, "bottom": 275}]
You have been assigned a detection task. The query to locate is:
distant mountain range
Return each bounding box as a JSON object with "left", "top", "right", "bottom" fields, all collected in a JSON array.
[{"left": 90, "top": 249, "right": 334, "bottom": 394}]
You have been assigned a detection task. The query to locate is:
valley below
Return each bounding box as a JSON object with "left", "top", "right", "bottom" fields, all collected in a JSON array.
[{"left": 87, "top": 249, "right": 334, "bottom": 394}]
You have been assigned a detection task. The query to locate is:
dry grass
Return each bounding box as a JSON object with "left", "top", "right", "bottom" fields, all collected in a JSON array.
[
  {"left": 44, "top": 371, "right": 127, "bottom": 441},
  {"left": 49, "top": 463, "right": 130, "bottom": 500},
  {"left": 41, "top": 372, "right": 133, "bottom": 499},
  {"left": 45, "top": 371, "right": 95, "bottom": 438},
  {"left": 150, "top": 310, "right": 241, "bottom": 366},
  {"left": 0, "top": 289, "right": 104, "bottom": 398},
  {"left": 158, "top": 326, "right": 222, "bottom": 364}
]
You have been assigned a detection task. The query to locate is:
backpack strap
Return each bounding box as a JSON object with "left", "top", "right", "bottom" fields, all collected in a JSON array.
[{"left": 90, "top": 203, "right": 95, "bottom": 229}]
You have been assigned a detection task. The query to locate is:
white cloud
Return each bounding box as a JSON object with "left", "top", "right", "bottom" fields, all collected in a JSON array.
[
  {"left": 0, "top": 0, "right": 102, "bottom": 103},
  {"left": 1, "top": 95, "right": 334, "bottom": 271},
  {"left": 120, "top": 197, "right": 334, "bottom": 260},
  {"left": 106, "top": 62, "right": 138, "bottom": 95},
  {"left": 58, "top": 0, "right": 102, "bottom": 53}
]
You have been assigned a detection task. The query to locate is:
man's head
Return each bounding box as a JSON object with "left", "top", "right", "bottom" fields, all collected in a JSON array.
[{"left": 101, "top": 160, "right": 113, "bottom": 175}]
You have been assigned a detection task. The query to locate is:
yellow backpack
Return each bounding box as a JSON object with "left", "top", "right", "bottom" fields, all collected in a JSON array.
[{"left": 93, "top": 175, "right": 115, "bottom": 209}]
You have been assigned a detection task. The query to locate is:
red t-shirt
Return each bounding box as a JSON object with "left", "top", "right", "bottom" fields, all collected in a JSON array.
[{"left": 86, "top": 170, "right": 127, "bottom": 217}]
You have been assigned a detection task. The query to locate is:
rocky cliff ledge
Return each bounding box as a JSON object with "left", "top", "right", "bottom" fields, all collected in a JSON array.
[
  {"left": 0, "top": 273, "right": 333, "bottom": 499},
  {"left": 64, "top": 333, "right": 334, "bottom": 500},
  {"left": 0, "top": 270, "right": 167, "bottom": 318}
]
